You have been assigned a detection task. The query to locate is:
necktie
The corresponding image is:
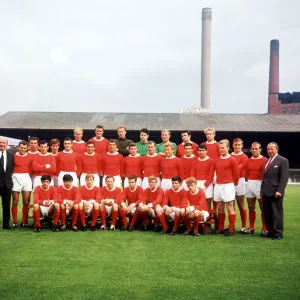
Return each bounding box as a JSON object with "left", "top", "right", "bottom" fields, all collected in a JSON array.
[
  {"left": 265, "top": 158, "right": 272, "bottom": 171},
  {"left": 0, "top": 151, "right": 4, "bottom": 169}
]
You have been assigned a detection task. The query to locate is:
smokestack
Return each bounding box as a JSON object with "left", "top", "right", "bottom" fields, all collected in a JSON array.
[
  {"left": 201, "top": 7, "right": 212, "bottom": 112},
  {"left": 268, "top": 39, "right": 279, "bottom": 114}
]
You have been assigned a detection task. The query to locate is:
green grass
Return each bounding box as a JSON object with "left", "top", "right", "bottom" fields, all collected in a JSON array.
[{"left": 1, "top": 186, "right": 300, "bottom": 300}]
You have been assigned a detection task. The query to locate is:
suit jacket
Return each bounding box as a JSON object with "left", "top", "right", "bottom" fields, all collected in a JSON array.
[
  {"left": 0, "top": 150, "right": 14, "bottom": 189},
  {"left": 261, "top": 154, "right": 289, "bottom": 197}
]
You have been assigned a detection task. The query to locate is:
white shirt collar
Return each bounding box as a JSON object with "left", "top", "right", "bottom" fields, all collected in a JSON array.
[
  {"left": 84, "top": 152, "right": 95, "bottom": 156},
  {"left": 183, "top": 154, "right": 195, "bottom": 159},
  {"left": 220, "top": 155, "right": 231, "bottom": 159},
  {"left": 107, "top": 152, "right": 118, "bottom": 155},
  {"left": 63, "top": 150, "right": 73, "bottom": 154},
  {"left": 73, "top": 140, "right": 85, "bottom": 144},
  {"left": 147, "top": 153, "right": 157, "bottom": 157},
  {"left": 166, "top": 156, "right": 176, "bottom": 160}
]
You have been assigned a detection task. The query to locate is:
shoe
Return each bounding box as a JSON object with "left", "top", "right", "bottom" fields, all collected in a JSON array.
[
  {"left": 12, "top": 223, "right": 18, "bottom": 228},
  {"left": 72, "top": 226, "right": 78, "bottom": 232},
  {"left": 3, "top": 224, "right": 11, "bottom": 230},
  {"left": 128, "top": 226, "right": 134, "bottom": 232},
  {"left": 81, "top": 226, "right": 87, "bottom": 232},
  {"left": 100, "top": 225, "right": 107, "bottom": 231},
  {"left": 110, "top": 225, "right": 115, "bottom": 231},
  {"left": 52, "top": 225, "right": 59, "bottom": 232},
  {"left": 183, "top": 230, "right": 192, "bottom": 236},
  {"left": 154, "top": 225, "right": 160, "bottom": 232},
  {"left": 34, "top": 226, "right": 41, "bottom": 233},
  {"left": 214, "top": 230, "right": 224, "bottom": 234},
  {"left": 20, "top": 222, "right": 29, "bottom": 227},
  {"left": 120, "top": 226, "right": 127, "bottom": 231},
  {"left": 169, "top": 230, "right": 177, "bottom": 236},
  {"left": 142, "top": 225, "right": 148, "bottom": 231},
  {"left": 90, "top": 226, "right": 96, "bottom": 232},
  {"left": 193, "top": 231, "right": 201, "bottom": 236},
  {"left": 240, "top": 228, "right": 251, "bottom": 234},
  {"left": 160, "top": 228, "right": 168, "bottom": 234},
  {"left": 60, "top": 225, "right": 66, "bottom": 232},
  {"left": 260, "top": 231, "right": 272, "bottom": 238},
  {"left": 225, "top": 226, "right": 235, "bottom": 232},
  {"left": 224, "top": 230, "right": 234, "bottom": 236},
  {"left": 272, "top": 236, "right": 283, "bottom": 240}
]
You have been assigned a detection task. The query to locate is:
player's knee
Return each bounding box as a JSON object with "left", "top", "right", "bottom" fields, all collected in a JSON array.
[
  {"left": 78, "top": 203, "right": 83, "bottom": 210},
  {"left": 54, "top": 203, "right": 60, "bottom": 210},
  {"left": 94, "top": 203, "right": 100, "bottom": 210},
  {"left": 73, "top": 204, "right": 78, "bottom": 210},
  {"left": 61, "top": 204, "right": 66, "bottom": 209},
  {"left": 33, "top": 204, "right": 39, "bottom": 211},
  {"left": 112, "top": 203, "right": 118, "bottom": 210},
  {"left": 194, "top": 210, "right": 200, "bottom": 216}
]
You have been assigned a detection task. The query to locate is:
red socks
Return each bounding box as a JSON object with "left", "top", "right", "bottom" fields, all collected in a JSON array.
[
  {"left": 79, "top": 210, "right": 86, "bottom": 226},
  {"left": 130, "top": 211, "right": 139, "bottom": 227},
  {"left": 53, "top": 210, "right": 60, "bottom": 226},
  {"left": 158, "top": 214, "right": 168, "bottom": 230},
  {"left": 33, "top": 210, "right": 41, "bottom": 228},
  {"left": 60, "top": 208, "right": 66, "bottom": 226},
  {"left": 249, "top": 210, "right": 256, "bottom": 230},
  {"left": 229, "top": 214, "right": 236, "bottom": 232},
  {"left": 140, "top": 211, "right": 149, "bottom": 226},
  {"left": 91, "top": 209, "right": 99, "bottom": 226},
  {"left": 72, "top": 209, "right": 79, "bottom": 226},
  {"left": 119, "top": 210, "right": 128, "bottom": 227},
  {"left": 183, "top": 215, "right": 192, "bottom": 231},
  {"left": 111, "top": 210, "right": 118, "bottom": 226},
  {"left": 11, "top": 207, "right": 18, "bottom": 223},
  {"left": 22, "top": 206, "right": 29, "bottom": 223},
  {"left": 240, "top": 208, "right": 247, "bottom": 228},
  {"left": 193, "top": 215, "right": 201, "bottom": 232},
  {"left": 173, "top": 216, "right": 181, "bottom": 231},
  {"left": 218, "top": 212, "right": 225, "bottom": 231}
]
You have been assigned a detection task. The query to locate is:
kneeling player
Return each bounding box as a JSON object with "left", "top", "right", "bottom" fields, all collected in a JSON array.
[
  {"left": 78, "top": 174, "right": 101, "bottom": 231},
  {"left": 119, "top": 175, "right": 144, "bottom": 231},
  {"left": 138, "top": 176, "right": 165, "bottom": 231},
  {"left": 183, "top": 177, "right": 209, "bottom": 236},
  {"left": 33, "top": 175, "right": 58, "bottom": 232},
  {"left": 97, "top": 176, "right": 122, "bottom": 231},
  {"left": 160, "top": 176, "right": 188, "bottom": 235},
  {"left": 56, "top": 174, "right": 80, "bottom": 231}
]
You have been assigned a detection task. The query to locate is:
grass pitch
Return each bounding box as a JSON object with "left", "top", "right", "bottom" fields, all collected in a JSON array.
[{"left": 1, "top": 186, "right": 300, "bottom": 300}]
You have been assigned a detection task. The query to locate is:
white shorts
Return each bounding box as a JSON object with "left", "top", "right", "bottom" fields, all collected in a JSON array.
[
  {"left": 197, "top": 180, "right": 213, "bottom": 199},
  {"left": 82, "top": 200, "right": 95, "bottom": 217},
  {"left": 142, "top": 177, "right": 161, "bottom": 190},
  {"left": 150, "top": 207, "right": 156, "bottom": 218},
  {"left": 58, "top": 172, "right": 78, "bottom": 187},
  {"left": 102, "top": 175, "right": 122, "bottom": 188},
  {"left": 124, "top": 177, "right": 142, "bottom": 188},
  {"left": 105, "top": 205, "right": 112, "bottom": 217},
  {"left": 164, "top": 206, "right": 176, "bottom": 222},
  {"left": 12, "top": 173, "right": 32, "bottom": 192},
  {"left": 33, "top": 176, "right": 54, "bottom": 189},
  {"left": 127, "top": 206, "right": 137, "bottom": 215},
  {"left": 246, "top": 180, "right": 262, "bottom": 199},
  {"left": 214, "top": 183, "right": 235, "bottom": 202},
  {"left": 235, "top": 177, "right": 246, "bottom": 196},
  {"left": 161, "top": 179, "right": 172, "bottom": 191},
  {"left": 200, "top": 210, "right": 210, "bottom": 223},
  {"left": 80, "top": 173, "right": 100, "bottom": 187},
  {"left": 181, "top": 180, "right": 189, "bottom": 191},
  {"left": 53, "top": 176, "right": 58, "bottom": 187},
  {"left": 40, "top": 205, "right": 53, "bottom": 218}
]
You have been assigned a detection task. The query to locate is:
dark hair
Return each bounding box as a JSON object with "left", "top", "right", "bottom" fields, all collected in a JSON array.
[
  {"left": 128, "top": 175, "right": 137, "bottom": 181},
  {"left": 41, "top": 175, "right": 52, "bottom": 182},
  {"left": 50, "top": 139, "right": 60, "bottom": 146},
  {"left": 63, "top": 174, "right": 73, "bottom": 182},
  {"left": 140, "top": 128, "right": 149, "bottom": 135},
  {"left": 108, "top": 139, "right": 116, "bottom": 144},
  {"left": 29, "top": 137, "right": 39, "bottom": 142},
  {"left": 105, "top": 176, "right": 115, "bottom": 181},
  {"left": 86, "top": 141, "right": 95, "bottom": 146},
  {"left": 64, "top": 137, "right": 72, "bottom": 143},
  {"left": 128, "top": 143, "right": 137, "bottom": 148},
  {"left": 171, "top": 176, "right": 182, "bottom": 183},
  {"left": 181, "top": 130, "right": 191, "bottom": 136},
  {"left": 19, "top": 140, "right": 28, "bottom": 147},
  {"left": 39, "top": 140, "right": 48, "bottom": 146},
  {"left": 198, "top": 143, "right": 207, "bottom": 150},
  {"left": 184, "top": 143, "right": 193, "bottom": 148},
  {"left": 95, "top": 125, "right": 104, "bottom": 130}
]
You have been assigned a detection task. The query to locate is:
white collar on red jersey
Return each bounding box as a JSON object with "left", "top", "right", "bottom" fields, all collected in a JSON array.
[
  {"left": 190, "top": 188, "right": 199, "bottom": 195},
  {"left": 205, "top": 141, "right": 217, "bottom": 144},
  {"left": 28, "top": 150, "right": 39, "bottom": 154},
  {"left": 231, "top": 151, "right": 244, "bottom": 156},
  {"left": 129, "top": 185, "right": 138, "bottom": 192},
  {"left": 171, "top": 187, "right": 182, "bottom": 193},
  {"left": 198, "top": 156, "right": 209, "bottom": 161},
  {"left": 128, "top": 154, "right": 140, "bottom": 158},
  {"left": 150, "top": 185, "right": 158, "bottom": 192},
  {"left": 63, "top": 150, "right": 73, "bottom": 154},
  {"left": 39, "top": 152, "right": 50, "bottom": 156},
  {"left": 106, "top": 186, "right": 116, "bottom": 192},
  {"left": 16, "top": 152, "right": 28, "bottom": 157},
  {"left": 50, "top": 153, "right": 58, "bottom": 156},
  {"left": 62, "top": 185, "right": 73, "bottom": 191},
  {"left": 84, "top": 152, "right": 95, "bottom": 156},
  {"left": 93, "top": 137, "right": 104, "bottom": 141},
  {"left": 73, "top": 140, "right": 85, "bottom": 144},
  {"left": 166, "top": 156, "right": 176, "bottom": 160},
  {"left": 251, "top": 155, "right": 263, "bottom": 160},
  {"left": 107, "top": 152, "right": 118, "bottom": 155},
  {"left": 181, "top": 141, "right": 194, "bottom": 145},
  {"left": 85, "top": 185, "right": 95, "bottom": 190},
  {"left": 183, "top": 154, "right": 195, "bottom": 159},
  {"left": 220, "top": 155, "right": 231, "bottom": 159},
  {"left": 147, "top": 153, "right": 157, "bottom": 157}
]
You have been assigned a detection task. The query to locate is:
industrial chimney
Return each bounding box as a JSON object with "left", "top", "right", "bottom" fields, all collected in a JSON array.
[
  {"left": 268, "top": 39, "right": 279, "bottom": 114},
  {"left": 201, "top": 7, "right": 212, "bottom": 112}
]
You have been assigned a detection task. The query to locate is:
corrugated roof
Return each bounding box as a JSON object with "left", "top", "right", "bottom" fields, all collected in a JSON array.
[{"left": 0, "top": 111, "right": 299, "bottom": 132}]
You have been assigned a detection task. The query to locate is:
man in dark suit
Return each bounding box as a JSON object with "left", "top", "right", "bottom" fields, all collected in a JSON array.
[
  {"left": 0, "top": 137, "right": 14, "bottom": 229},
  {"left": 261, "top": 142, "right": 289, "bottom": 240}
]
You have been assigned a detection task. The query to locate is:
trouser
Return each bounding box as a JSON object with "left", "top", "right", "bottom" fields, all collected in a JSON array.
[{"left": 0, "top": 186, "right": 12, "bottom": 226}]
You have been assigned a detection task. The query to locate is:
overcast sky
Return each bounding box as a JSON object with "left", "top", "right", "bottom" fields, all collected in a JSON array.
[{"left": 0, "top": 0, "right": 299, "bottom": 115}]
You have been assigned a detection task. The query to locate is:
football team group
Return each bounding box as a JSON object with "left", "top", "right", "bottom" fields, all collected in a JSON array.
[{"left": 0, "top": 125, "right": 288, "bottom": 238}]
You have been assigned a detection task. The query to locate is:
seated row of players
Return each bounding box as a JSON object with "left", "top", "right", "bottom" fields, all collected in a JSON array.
[
  {"left": 13, "top": 134, "right": 268, "bottom": 236},
  {"left": 32, "top": 173, "right": 208, "bottom": 236}
]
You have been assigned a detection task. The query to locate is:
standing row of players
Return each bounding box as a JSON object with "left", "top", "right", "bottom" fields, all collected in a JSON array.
[{"left": 12, "top": 126, "right": 268, "bottom": 236}]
